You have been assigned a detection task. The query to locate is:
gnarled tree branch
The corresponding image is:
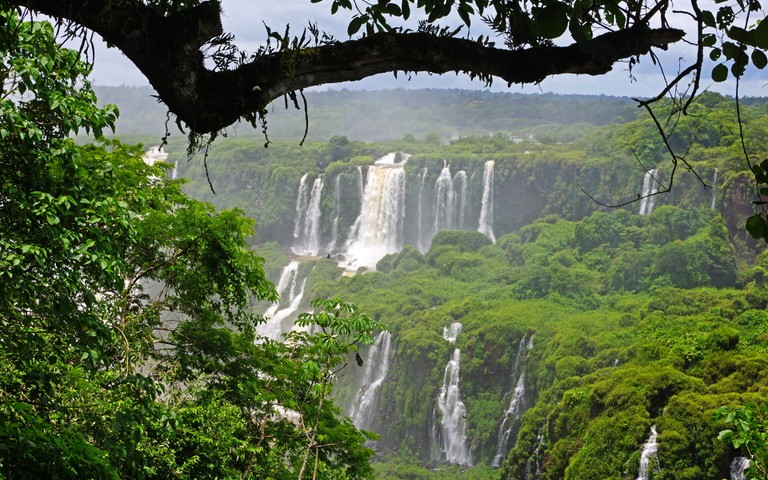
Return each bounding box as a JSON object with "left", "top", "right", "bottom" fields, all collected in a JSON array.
[{"left": 15, "top": 0, "right": 685, "bottom": 135}]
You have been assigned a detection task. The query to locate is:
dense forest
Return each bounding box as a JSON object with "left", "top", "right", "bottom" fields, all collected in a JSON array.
[{"left": 141, "top": 90, "right": 768, "bottom": 479}]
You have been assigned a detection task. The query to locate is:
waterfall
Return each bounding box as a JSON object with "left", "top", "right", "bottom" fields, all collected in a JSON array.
[
  {"left": 258, "top": 261, "right": 308, "bottom": 340},
  {"left": 356, "top": 166, "right": 365, "bottom": 200},
  {"left": 292, "top": 175, "right": 324, "bottom": 256},
  {"left": 293, "top": 174, "right": 309, "bottom": 240},
  {"left": 730, "top": 457, "right": 750, "bottom": 480},
  {"left": 636, "top": 425, "right": 660, "bottom": 480},
  {"left": 350, "top": 331, "right": 393, "bottom": 430},
  {"left": 328, "top": 174, "right": 342, "bottom": 253},
  {"left": 492, "top": 335, "right": 535, "bottom": 467},
  {"left": 344, "top": 153, "right": 407, "bottom": 270},
  {"left": 638, "top": 169, "right": 659, "bottom": 216},
  {"left": 433, "top": 161, "right": 456, "bottom": 237},
  {"left": 443, "top": 322, "right": 463, "bottom": 343},
  {"left": 435, "top": 321, "right": 471, "bottom": 466},
  {"left": 525, "top": 420, "right": 547, "bottom": 479},
  {"left": 142, "top": 146, "right": 168, "bottom": 166},
  {"left": 454, "top": 170, "right": 468, "bottom": 230},
  {"left": 437, "top": 348, "right": 472, "bottom": 466},
  {"left": 478, "top": 160, "right": 496, "bottom": 243},
  {"left": 417, "top": 167, "right": 429, "bottom": 252},
  {"left": 171, "top": 159, "right": 178, "bottom": 179},
  {"left": 711, "top": 168, "right": 719, "bottom": 210}
]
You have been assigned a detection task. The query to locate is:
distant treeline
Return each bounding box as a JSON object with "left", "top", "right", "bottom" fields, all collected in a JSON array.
[{"left": 97, "top": 86, "right": 649, "bottom": 141}]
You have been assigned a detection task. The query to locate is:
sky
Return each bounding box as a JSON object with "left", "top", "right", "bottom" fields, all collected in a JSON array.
[{"left": 87, "top": 0, "right": 768, "bottom": 98}]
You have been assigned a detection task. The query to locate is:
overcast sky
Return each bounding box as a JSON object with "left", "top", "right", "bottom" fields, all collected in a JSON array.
[{"left": 88, "top": 0, "right": 767, "bottom": 98}]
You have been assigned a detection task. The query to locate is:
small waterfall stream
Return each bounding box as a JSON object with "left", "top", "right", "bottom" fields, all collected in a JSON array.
[
  {"left": 417, "top": 167, "right": 429, "bottom": 252},
  {"left": 454, "top": 170, "right": 468, "bottom": 230},
  {"left": 492, "top": 335, "right": 534, "bottom": 467},
  {"left": 435, "top": 322, "right": 471, "bottom": 466},
  {"left": 478, "top": 160, "right": 496, "bottom": 242},
  {"left": 433, "top": 161, "right": 456, "bottom": 236},
  {"left": 293, "top": 175, "right": 324, "bottom": 256},
  {"left": 636, "top": 425, "right": 659, "bottom": 480},
  {"left": 258, "top": 261, "right": 309, "bottom": 340},
  {"left": 350, "top": 331, "right": 393, "bottom": 430},
  {"left": 525, "top": 420, "right": 547, "bottom": 479},
  {"left": 638, "top": 169, "right": 659, "bottom": 216},
  {"left": 293, "top": 174, "right": 309, "bottom": 241},
  {"left": 730, "top": 457, "right": 750, "bottom": 480},
  {"left": 328, "top": 174, "right": 342, "bottom": 253},
  {"left": 711, "top": 168, "right": 719, "bottom": 210}
]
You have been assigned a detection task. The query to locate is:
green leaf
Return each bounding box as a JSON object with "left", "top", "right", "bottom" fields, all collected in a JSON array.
[
  {"left": 755, "top": 18, "right": 768, "bottom": 49},
  {"left": 746, "top": 214, "right": 765, "bottom": 239},
  {"left": 711, "top": 63, "right": 729, "bottom": 82},
  {"left": 347, "top": 15, "right": 369, "bottom": 36},
  {"left": 752, "top": 49, "right": 768, "bottom": 68},
  {"left": 536, "top": 4, "right": 569, "bottom": 39}
]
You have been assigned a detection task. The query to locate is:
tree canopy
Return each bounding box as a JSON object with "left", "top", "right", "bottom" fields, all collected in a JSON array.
[
  {"left": 11, "top": 0, "right": 765, "bottom": 138},
  {"left": 0, "top": 8, "right": 382, "bottom": 478}
]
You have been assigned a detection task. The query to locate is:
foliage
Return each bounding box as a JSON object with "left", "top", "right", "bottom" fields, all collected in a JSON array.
[
  {"left": 0, "top": 10, "right": 378, "bottom": 479},
  {"left": 717, "top": 403, "right": 768, "bottom": 480}
]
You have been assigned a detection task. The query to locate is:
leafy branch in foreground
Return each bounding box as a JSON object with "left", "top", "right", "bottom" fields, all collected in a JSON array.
[{"left": 716, "top": 403, "right": 768, "bottom": 480}]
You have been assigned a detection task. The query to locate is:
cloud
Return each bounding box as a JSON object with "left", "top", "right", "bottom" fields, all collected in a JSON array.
[{"left": 86, "top": 0, "right": 765, "bottom": 98}]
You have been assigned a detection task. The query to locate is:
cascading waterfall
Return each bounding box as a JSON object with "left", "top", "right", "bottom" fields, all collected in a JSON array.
[
  {"left": 442, "top": 322, "right": 463, "bottom": 343},
  {"left": 268, "top": 276, "right": 308, "bottom": 338},
  {"left": 730, "top": 457, "right": 750, "bottom": 480},
  {"left": 525, "top": 420, "right": 547, "bottom": 480},
  {"left": 638, "top": 169, "right": 659, "bottom": 216},
  {"left": 344, "top": 153, "right": 407, "bottom": 270},
  {"left": 328, "top": 174, "right": 342, "bottom": 253},
  {"left": 417, "top": 167, "right": 429, "bottom": 252},
  {"left": 435, "top": 322, "right": 471, "bottom": 466},
  {"left": 454, "top": 170, "right": 468, "bottom": 230},
  {"left": 433, "top": 161, "right": 456, "bottom": 236},
  {"left": 356, "top": 166, "right": 365, "bottom": 199},
  {"left": 258, "top": 261, "right": 303, "bottom": 340},
  {"left": 478, "top": 160, "right": 496, "bottom": 242},
  {"left": 293, "top": 174, "right": 309, "bottom": 241},
  {"left": 711, "top": 168, "right": 719, "bottom": 210},
  {"left": 293, "top": 175, "right": 324, "bottom": 256},
  {"left": 492, "top": 335, "right": 535, "bottom": 467},
  {"left": 350, "top": 331, "right": 393, "bottom": 430},
  {"left": 171, "top": 159, "right": 178, "bottom": 180},
  {"left": 636, "top": 425, "right": 660, "bottom": 480}
]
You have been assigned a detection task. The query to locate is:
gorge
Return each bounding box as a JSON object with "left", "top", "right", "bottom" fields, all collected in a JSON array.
[{"left": 168, "top": 91, "right": 768, "bottom": 480}]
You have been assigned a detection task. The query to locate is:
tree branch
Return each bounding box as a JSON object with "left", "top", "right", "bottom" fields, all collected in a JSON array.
[{"left": 15, "top": 0, "right": 686, "bottom": 135}]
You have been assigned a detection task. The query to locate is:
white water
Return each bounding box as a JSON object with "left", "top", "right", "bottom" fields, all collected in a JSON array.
[
  {"left": 171, "top": 159, "right": 178, "bottom": 179},
  {"left": 142, "top": 146, "right": 168, "bottom": 166},
  {"left": 258, "top": 261, "right": 308, "bottom": 340},
  {"left": 492, "top": 336, "right": 534, "bottom": 467},
  {"left": 478, "top": 160, "right": 496, "bottom": 242},
  {"left": 350, "top": 331, "right": 393, "bottom": 430},
  {"left": 636, "top": 425, "right": 659, "bottom": 480},
  {"left": 293, "top": 175, "right": 324, "bottom": 256},
  {"left": 417, "top": 167, "right": 429, "bottom": 252},
  {"left": 344, "top": 153, "right": 408, "bottom": 270},
  {"left": 293, "top": 174, "right": 309, "bottom": 240},
  {"left": 638, "top": 169, "right": 659, "bottom": 216},
  {"left": 328, "top": 174, "right": 342, "bottom": 253},
  {"left": 731, "top": 457, "right": 750, "bottom": 480},
  {"left": 711, "top": 168, "right": 719, "bottom": 210},
  {"left": 433, "top": 161, "right": 456, "bottom": 236},
  {"left": 436, "top": 347, "right": 472, "bottom": 466},
  {"left": 525, "top": 420, "right": 547, "bottom": 479},
  {"left": 442, "top": 322, "right": 463, "bottom": 344},
  {"left": 454, "top": 170, "right": 468, "bottom": 230}
]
